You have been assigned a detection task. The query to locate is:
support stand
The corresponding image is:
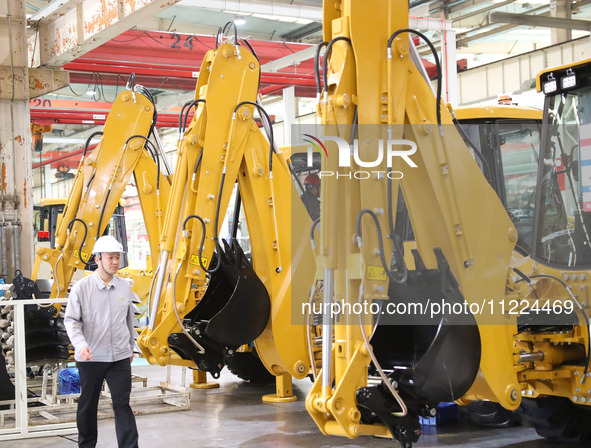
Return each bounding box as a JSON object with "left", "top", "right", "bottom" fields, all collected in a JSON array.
[{"left": 262, "top": 373, "right": 297, "bottom": 403}]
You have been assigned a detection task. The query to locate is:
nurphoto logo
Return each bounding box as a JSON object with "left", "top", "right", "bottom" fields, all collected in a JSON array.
[{"left": 302, "top": 134, "right": 418, "bottom": 180}]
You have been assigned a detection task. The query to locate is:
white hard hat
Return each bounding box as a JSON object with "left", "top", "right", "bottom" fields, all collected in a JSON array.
[{"left": 92, "top": 235, "right": 124, "bottom": 254}]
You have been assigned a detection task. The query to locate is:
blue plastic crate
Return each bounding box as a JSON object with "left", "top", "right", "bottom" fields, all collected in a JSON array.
[
  {"left": 58, "top": 367, "right": 80, "bottom": 395},
  {"left": 419, "top": 402, "right": 458, "bottom": 426}
]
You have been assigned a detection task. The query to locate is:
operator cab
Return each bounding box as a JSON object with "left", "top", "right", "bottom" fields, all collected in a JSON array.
[
  {"left": 535, "top": 60, "right": 591, "bottom": 268},
  {"left": 454, "top": 105, "right": 542, "bottom": 255},
  {"left": 395, "top": 106, "right": 543, "bottom": 256}
]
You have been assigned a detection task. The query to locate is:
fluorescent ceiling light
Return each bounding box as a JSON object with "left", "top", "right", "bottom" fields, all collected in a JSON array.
[
  {"left": 29, "top": 0, "right": 68, "bottom": 21},
  {"left": 252, "top": 13, "right": 312, "bottom": 24},
  {"left": 234, "top": 15, "right": 246, "bottom": 25}
]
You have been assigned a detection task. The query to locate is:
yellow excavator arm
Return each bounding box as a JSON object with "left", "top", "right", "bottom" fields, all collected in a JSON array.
[{"left": 31, "top": 84, "right": 171, "bottom": 310}]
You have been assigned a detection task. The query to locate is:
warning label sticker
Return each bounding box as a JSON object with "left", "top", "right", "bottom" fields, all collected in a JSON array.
[
  {"left": 366, "top": 265, "right": 387, "bottom": 281},
  {"left": 189, "top": 254, "right": 208, "bottom": 267},
  {"left": 73, "top": 250, "right": 90, "bottom": 262}
]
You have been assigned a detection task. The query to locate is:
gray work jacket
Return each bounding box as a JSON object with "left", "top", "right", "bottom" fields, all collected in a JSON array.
[{"left": 64, "top": 271, "right": 136, "bottom": 362}]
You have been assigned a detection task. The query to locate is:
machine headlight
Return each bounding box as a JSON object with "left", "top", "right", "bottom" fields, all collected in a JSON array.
[
  {"left": 560, "top": 68, "right": 577, "bottom": 90},
  {"left": 543, "top": 74, "right": 558, "bottom": 94}
]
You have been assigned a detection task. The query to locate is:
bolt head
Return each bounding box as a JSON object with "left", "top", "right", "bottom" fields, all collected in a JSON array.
[{"left": 510, "top": 389, "right": 519, "bottom": 401}]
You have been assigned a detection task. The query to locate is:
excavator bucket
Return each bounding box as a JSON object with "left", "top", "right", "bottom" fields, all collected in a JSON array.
[
  {"left": 7, "top": 271, "right": 70, "bottom": 362},
  {"left": 370, "top": 248, "right": 481, "bottom": 403},
  {"left": 413, "top": 323, "right": 481, "bottom": 402},
  {"left": 357, "top": 249, "right": 481, "bottom": 444},
  {"left": 185, "top": 239, "right": 271, "bottom": 348},
  {"left": 186, "top": 239, "right": 238, "bottom": 322},
  {"left": 205, "top": 239, "right": 271, "bottom": 346}
]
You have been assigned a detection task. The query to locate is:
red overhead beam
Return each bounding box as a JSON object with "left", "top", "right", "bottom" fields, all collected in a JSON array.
[
  {"left": 64, "top": 30, "right": 318, "bottom": 97},
  {"left": 71, "top": 31, "right": 315, "bottom": 71},
  {"left": 32, "top": 145, "right": 97, "bottom": 170},
  {"left": 31, "top": 108, "right": 189, "bottom": 127},
  {"left": 31, "top": 106, "right": 274, "bottom": 127},
  {"left": 62, "top": 29, "right": 464, "bottom": 99},
  {"left": 66, "top": 59, "right": 317, "bottom": 86}
]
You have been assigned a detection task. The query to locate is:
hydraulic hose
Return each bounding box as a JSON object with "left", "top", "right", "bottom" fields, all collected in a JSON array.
[
  {"left": 83, "top": 131, "right": 104, "bottom": 190},
  {"left": 182, "top": 215, "right": 221, "bottom": 275},
  {"left": 66, "top": 218, "right": 91, "bottom": 268},
  {"left": 322, "top": 37, "right": 352, "bottom": 102},
  {"left": 387, "top": 29, "right": 442, "bottom": 130},
  {"left": 355, "top": 209, "right": 408, "bottom": 284},
  {"left": 233, "top": 101, "right": 275, "bottom": 173},
  {"left": 314, "top": 42, "right": 328, "bottom": 101}
]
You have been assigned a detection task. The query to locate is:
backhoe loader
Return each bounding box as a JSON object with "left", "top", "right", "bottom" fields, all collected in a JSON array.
[
  {"left": 298, "top": 1, "right": 591, "bottom": 446},
  {"left": 4, "top": 77, "right": 171, "bottom": 365},
  {"left": 137, "top": 24, "right": 317, "bottom": 397},
  {"left": 31, "top": 78, "right": 171, "bottom": 298}
]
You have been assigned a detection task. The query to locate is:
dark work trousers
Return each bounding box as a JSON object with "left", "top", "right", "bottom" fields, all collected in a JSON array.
[{"left": 77, "top": 359, "right": 139, "bottom": 448}]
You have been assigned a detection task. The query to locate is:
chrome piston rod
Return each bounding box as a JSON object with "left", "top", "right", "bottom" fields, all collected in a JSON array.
[
  {"left": 322, "top": 268, "right": 334, "bottom": 389},
  {"left": 148, "top": 251, "right": 169, "bottom": 330}
]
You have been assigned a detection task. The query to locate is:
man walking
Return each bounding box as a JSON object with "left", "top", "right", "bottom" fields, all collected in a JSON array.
[{"left": 65, "top": 235, "right": 139, "bottom": 448}]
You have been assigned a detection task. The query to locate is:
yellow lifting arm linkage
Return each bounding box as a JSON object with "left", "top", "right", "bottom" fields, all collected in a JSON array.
[
  {"left": 32, "top": 85, "right": 171, "bottom": 312},
  {"left": 138, "top": 35, "right": 315, "bottom": 383}
]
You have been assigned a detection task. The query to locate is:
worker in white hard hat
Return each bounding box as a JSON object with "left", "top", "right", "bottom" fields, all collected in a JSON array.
[{"left": 64, "top": 235, "right": 139, "bottom": 448}]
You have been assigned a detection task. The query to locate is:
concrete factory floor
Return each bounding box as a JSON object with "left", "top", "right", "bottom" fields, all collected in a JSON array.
[{"left": 0, "top": 363, "right": 575, "bottom": 448}]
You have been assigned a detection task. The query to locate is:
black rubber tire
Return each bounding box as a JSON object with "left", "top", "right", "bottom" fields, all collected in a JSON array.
[
  {"left": 520, "top": 396, "right": 591, "bottom": 443},
  {"left": 464, "top": 401, "right": 522, "bottom": 428},
  {"left": 224, "top": 351, "right": 275, "bottom": 384}
]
